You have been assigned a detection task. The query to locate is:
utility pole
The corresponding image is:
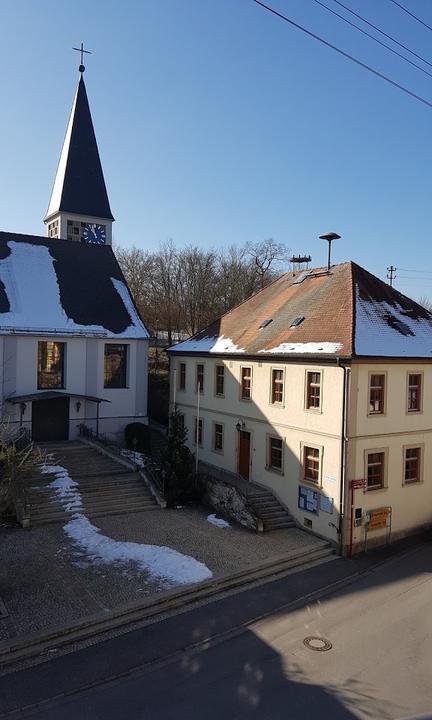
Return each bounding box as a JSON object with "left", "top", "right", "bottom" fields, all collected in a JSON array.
[{"left": 387, "top": 265, "right": 397, "bottom": 287}]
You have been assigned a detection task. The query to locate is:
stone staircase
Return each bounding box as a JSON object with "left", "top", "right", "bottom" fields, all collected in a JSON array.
[
  {"left": 26, "top": 442, "right": 159, "bottom": 526},
  {"left": 246, "top": 486, "right": 296, "bottom": 531}
]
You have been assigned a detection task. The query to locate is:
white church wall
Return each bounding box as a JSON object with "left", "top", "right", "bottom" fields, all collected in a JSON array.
[{"left": 0, "top": 334, "right": 148, "bottom": 442}]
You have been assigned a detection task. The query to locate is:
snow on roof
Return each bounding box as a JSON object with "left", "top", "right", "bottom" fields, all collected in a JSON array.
[
  {"left": 258, "top": 342, "right": 343, "bottom": 355},
  {"left": 169, "top": 335, "right": 245, "bottom": 353},
  {"left": 355, "top": 285, "right": 432, "bottom": 357},
  {"left": 0, "top": 234, "right": 149, "bottom": 338}
]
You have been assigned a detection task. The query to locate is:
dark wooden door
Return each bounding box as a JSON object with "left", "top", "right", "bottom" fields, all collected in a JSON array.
[
  {"left": 32, "top": 397, "right": 70, "bottom": 442},
  {"left": 238, "top": 431, "right": 251, "bottom": 480}
]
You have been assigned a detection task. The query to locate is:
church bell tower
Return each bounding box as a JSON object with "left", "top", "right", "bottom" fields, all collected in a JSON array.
[{"left": 44, "top": 44, "right": 114, "bottom": 245}]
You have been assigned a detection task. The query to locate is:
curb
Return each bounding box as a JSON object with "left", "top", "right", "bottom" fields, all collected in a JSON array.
[{"left": 0, "top": 543, "right": 334, "bottom": 671}]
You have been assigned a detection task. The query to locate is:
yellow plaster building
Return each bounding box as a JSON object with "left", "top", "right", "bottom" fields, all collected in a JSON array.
[{"left": 168, "top": 262, "right": 432, "bottom": 553}]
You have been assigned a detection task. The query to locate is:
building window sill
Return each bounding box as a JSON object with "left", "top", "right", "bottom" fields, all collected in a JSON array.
[
  {"left": 265, "top": 465, "right": 284, "bottom": 476},
  {"left": 302, "top": 478, "right": 320, "bottom": 488}
]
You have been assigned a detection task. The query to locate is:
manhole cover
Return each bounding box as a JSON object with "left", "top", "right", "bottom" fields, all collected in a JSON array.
[{"left": 303, "top": 636, "right": 332, "bottom": 652}]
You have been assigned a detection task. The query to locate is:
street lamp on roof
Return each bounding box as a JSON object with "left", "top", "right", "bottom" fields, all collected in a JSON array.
[{"left": 319, "top": 232, "right": 341, "bottom": 271}]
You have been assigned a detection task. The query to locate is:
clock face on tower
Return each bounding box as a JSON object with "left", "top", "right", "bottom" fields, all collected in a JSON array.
[{"left": 83, "top": 223, "right": 106, "bottom": 244}]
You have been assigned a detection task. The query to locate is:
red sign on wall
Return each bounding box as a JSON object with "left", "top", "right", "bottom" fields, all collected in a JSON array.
[{"left": 351, "top": 479, "right": 366, "bottom": 490}]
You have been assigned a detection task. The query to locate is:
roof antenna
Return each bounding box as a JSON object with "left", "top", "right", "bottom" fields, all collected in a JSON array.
[{"left": 319, "top": 232, "right": 341, "bottom": 271}]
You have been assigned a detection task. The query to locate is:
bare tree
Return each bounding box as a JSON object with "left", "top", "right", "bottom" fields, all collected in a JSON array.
[
  {"left": 244, "top": 238, "right": 290, "bottom": 289},
  {"left": 216, "top": 246, "right": 258, "bottom": 313},
  {"left": 418, "top": 295, "right": 432, "bottom": 313},
  {"left": 116, "top": 237, "right": 290, "bottom": 340},
  {"left": 178, "top": 246, "right": 219, "bottom": 335}
]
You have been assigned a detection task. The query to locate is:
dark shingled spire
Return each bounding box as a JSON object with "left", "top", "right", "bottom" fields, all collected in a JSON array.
[{"left": 45, "top": 75, "right": 114, "bottom": 221}]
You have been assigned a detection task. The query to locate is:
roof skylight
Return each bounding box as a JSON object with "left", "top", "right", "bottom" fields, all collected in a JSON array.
[{"left": 290, "top": 316, "right": 305, "bottom": 327}]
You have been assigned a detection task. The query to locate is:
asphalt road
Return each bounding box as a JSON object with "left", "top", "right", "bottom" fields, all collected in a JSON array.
[{"left": 1, "top": 538, "right": 432, "bottom": 719}]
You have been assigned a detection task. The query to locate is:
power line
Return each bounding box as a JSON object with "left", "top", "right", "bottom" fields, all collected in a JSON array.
[
  {"left": 252, "top": 0, "right": 432, "bottom": 109},
  {"left": 388, "top": 0, "right": 432, "bottom": 34},
  {"left": 311, "top": 0, "right": 432, "bottom": 80},
  {"left": 332, "top": 0, "right": 432, "bottom": 69}
]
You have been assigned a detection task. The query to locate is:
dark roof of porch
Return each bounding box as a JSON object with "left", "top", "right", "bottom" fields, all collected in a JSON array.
[{"left": 5, "top": 391, "right": 110, "bottom": 404}]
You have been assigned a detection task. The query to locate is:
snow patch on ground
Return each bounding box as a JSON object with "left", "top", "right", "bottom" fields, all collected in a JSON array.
[
  {"left": 259, "top": 341, "right": 343, "bottom": 354},
  {"left": 40, "top": 464, "right": 212, "bottom": 586},
  {"left": 120, "top": 449, "right": 145, "bottom": 468},
  {"left": 207, "top": 514, "right": 231, "bottom": 528},
  {"left": 169, "top": 335, "right": 245, "bottom": 353}
]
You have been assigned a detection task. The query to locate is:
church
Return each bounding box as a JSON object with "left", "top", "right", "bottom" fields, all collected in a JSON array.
[{"left": 0, "top": 57, "right": 149, "bottom": 443}]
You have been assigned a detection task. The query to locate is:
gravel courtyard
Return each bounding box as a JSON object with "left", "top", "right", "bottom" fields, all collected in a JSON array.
[{"left": 0, "top": 506, "right": 325, "bottom": 643}]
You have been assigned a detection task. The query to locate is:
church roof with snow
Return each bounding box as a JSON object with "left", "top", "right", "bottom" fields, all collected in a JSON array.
[
  {"left": 0, "top": 232, "right": 148, "bottom": 338},
  {"left": 45, "top": 75, "right": 114, "bottom": 222},
  {"left": 169, "top": 262, "right": 432, "bottom": 359}
]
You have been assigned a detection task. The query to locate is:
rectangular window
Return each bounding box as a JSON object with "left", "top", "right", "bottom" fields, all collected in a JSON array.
[
  {"left": 194, "top": 418, "right": 203, "bottom": 446},
  {"left": 369, "top": 374, "right": 385, "bottom": 414},
  {"left": 104, "top": 344, "right": 128, "bottom": 388},
  {"left": 306, "top": 371, "right": 321, "bottom": 409},
  {"left": 303, "top": 446, "right": 320, "bottom": 484},
  {"left": 241, "top": 367, "right": 252, "bottom": 399},
  {"left": 407, "top": 373, "right": 421, "bottom": 412},
  {"left": 404, "top": 447, "right": 421, "bottom": 483},
  {"left": 269, "top": 436, "right": 283, "bottom": 471},
  {"left": 213, "top": 423, "right": 224, "bottom": 452},
  {"left": 179, "top": 362, "right": 186, "bottom": 390},
  {"left": 367, "top": 451, "right": 385, "bottom": 489},
  {"left": 196, "top": 364, "right": 204, "bottom": 393},
  {"left": 271, "top": 369, "right": 284, "bottom": 404},
  {"left": 215, "top": 365, "right": 225, "bottom": 396},
  {"left": 37, "top": 341, "right": 65, "bottom": 389}
]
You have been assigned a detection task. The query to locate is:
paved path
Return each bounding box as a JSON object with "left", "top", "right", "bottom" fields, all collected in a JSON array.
[
  {"left": 0, "top": 506, "right": 323, "bottom": 643},
  {"left": 1, "top": 536, "right": 431, "bottom": 718}
]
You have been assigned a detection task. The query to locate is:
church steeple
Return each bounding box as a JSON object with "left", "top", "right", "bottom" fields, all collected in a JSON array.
[{"left": 45, "top": 57, "right": 114, "bottom": 245}]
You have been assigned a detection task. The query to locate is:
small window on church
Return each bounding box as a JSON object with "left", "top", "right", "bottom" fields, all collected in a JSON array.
[
  {"left": 38, "top": 341, "right": 65, "bottom": 389},
  {"left": 104, "top": 344, "right": 128, "bottom": 389}
]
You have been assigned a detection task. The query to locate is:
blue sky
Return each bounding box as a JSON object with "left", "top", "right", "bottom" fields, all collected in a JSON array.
[{"left": 2, "top": 0, "right": 432, "bottom": 299}]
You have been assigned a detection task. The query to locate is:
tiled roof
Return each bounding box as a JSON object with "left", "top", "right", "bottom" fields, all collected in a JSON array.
[{"left": 169, "top": 262, "right": 432, "bottom": 359}]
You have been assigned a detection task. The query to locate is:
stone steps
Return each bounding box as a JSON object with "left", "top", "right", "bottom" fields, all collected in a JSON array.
[
  {"left": 246, "top": 484, "right": 296, "bottom": 532},
  {"left": 26, "top": 441, "right": 159, "bottom": 526}
]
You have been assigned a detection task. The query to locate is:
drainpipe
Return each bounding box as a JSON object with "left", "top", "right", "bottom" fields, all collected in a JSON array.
[
  {"left": 336, "top": 359, "right": 350, "bottom": 555},
  {"left": 195, "top": 381, "right": 201, "bottom": 475},
  {"left": 172, "top": 367, "right": 177, "bottom": 410}
]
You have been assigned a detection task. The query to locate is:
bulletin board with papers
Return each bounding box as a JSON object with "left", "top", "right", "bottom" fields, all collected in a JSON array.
[{"left": 298, "top": 485, "right": 319, "bottom": 515}]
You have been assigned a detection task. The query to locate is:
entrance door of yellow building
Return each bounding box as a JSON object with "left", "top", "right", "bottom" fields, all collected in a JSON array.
[{"left": 238, "top": 430, "right": 251, "bottom": 480}]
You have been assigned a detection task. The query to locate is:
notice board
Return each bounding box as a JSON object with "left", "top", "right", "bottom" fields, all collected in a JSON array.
[{"left": 298, "top": 485, "right": 318, "bottom": 515}]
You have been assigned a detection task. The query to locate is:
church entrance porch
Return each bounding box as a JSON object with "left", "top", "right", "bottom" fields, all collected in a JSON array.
[
  {"left": 32, "top": 397, "right": 70, "bottom": 442},
  {"left": 6, "top": 391, "right": 110, "bottom": 443}
]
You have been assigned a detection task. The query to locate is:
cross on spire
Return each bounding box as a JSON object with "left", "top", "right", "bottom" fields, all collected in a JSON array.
[{"left": 72, "top": 42, "right": 92, "bottom": 73}]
